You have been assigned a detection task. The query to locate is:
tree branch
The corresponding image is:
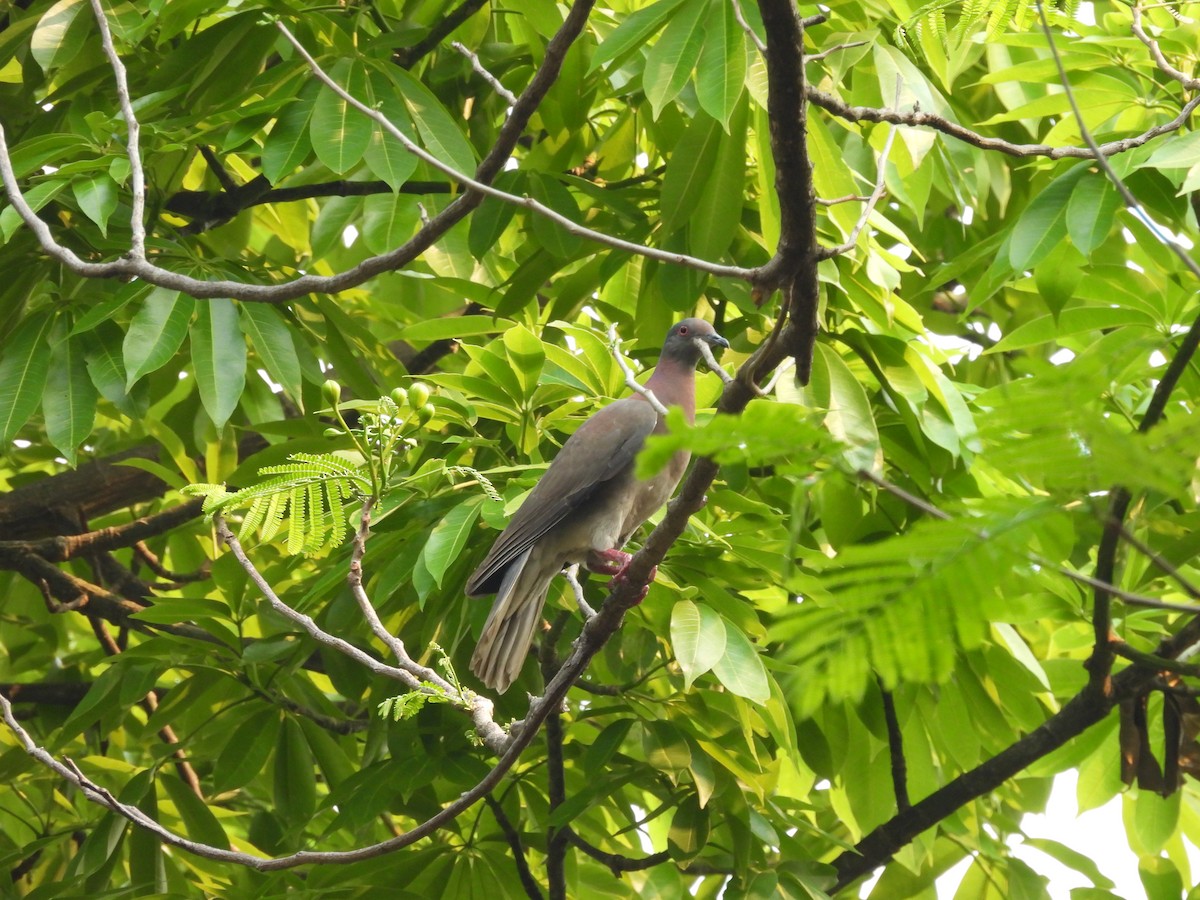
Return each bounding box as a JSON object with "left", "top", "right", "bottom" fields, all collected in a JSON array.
[
  {"left": 393, "top": 0, "right": 489, "bottom": 68},
  {"left": 879, "top": 685, "right": 910, "bottom": 812},
  {"left": 485, "top": 795, "right": 545, "bottom": 900},
  {"left": 545, "top": 712, "right": 570, "bottom": 900}
]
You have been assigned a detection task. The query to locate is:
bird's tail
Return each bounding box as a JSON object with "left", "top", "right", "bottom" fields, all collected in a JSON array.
[{"left": 470, "top": 547, "right": 555, "bottom": 692}]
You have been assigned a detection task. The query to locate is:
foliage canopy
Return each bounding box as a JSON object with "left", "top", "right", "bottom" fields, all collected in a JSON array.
[{"left": 3, "top": 0, "right": 1200, "bottom": 897}]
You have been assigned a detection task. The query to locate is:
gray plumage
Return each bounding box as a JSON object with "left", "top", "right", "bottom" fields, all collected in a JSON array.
[{"left": 468, "top": 319, "right": 729, "bottom": 692}]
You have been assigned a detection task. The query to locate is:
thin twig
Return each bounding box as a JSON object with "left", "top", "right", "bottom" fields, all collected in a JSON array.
[
  {"left": 608, "top": 326, "right": 668, "bottom": 416},
  {"left": 277, "top": 24, "right": 755, "bottom": 284},
  {"left": 696, "top": 338, "right": 736, "bottom": 388},
  {"left": 879, "top": 685, "right": 910, "bottom": 812},
  {"left": 452, "top": 41, "right": 519, "bottom": 106},
  {"left": 817, "top": 194, "right": 872, "bottom": 206},
  {"left": 563, "top": 565, "right": 596, "bottom": 619},
  {"left": 1131, "top": 5, "right": 1200, "bottom": 90},
  {"left": 86, "top": 0, "right": 145, "bottom": 257},
  {"left": 730, "top": 0, "right": 766, "bottom": 53},
  {"left": 817, "top": 77, "right": 901, "bottom": 259},
  {"left": 485, "top": 795, "right": 545, "bottom": 899},
  {"left": 804, "top": 39, "right": 868, "bottom": 63},
  {"left": 1113, "top": 520, "right": 1200, "bottom": 601},
  {"left": 1112, "top": 641, "right": 1200, "bottom": 679},
  {"left": 564, "top": 826, "right": 670, "bottom": 874}
]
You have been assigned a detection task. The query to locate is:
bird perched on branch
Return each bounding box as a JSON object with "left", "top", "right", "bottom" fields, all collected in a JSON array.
[{"left": 468, "top": 319, "right": 729, "bottom": 692}]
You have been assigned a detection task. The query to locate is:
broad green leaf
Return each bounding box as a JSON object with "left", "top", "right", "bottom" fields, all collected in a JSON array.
[
  {"left": 72, "top": 173, "right": 118, "bottom": 235},
  {"left": 0, "top": 310, "right": 54, "bottom": 441},
  {"left": 695, "top": 0, "right": 746, "bottom": 127},
  {"left": 810, "top": 343, "right": 882, "bottom": 473},
  {"left": 262, "top": 92, "right": 316, "bottom": 183},
  {"left": 85, "top": 320, "right": 144, "bottom": 417},
  {"left": 69, "top": 280, "right": 151, "bottom": 336},
  {"left": 660, "top": 111, "right": 723, "bottom": 235},
  {"left": 502, "top": 323, "right": 545, "bottom": 396},
  {"left": 419, "top": 498, "right": 482, "bottom": 588},
  {"left": 401, "top": 315, "right": 512, "bottom": 342},
  {"left": 1066, "top": 175, "right": 1121, "bottom": 257},
  {"left": 1141, "top": 130, "right": 1200, "bottom": 169},
  {"left": 670, "top": 600, "right": 727, "bottom": 689},
  {"left": 239, "top": 303, "right": 303, "bottom": 407},
  {"left": 668, "top": 794, "right": 710, "bottom": 860},
  {"left": 0, "top": 180, "right": 67, "bottom": 241},
  {"left": 643, "top": 0, "right": 707, "bottom": 117},
  {"left": 711, "top": 618, "right": 769, "bottom": 703},
  {"left": 161, "top": 773, "right": 229, "bottom": 850},
  {"left": 468, "top": 171, "right": 522, "bottom": 258},
  {"left": 191, "top": 298, "right": 246, "bottom": 428},
  {"left": 1125, "top": 790, "right": 1180, "bottom": 856},
  {"left": 987, "top": 306, "right": 1157, "bottom": 354},
  {"left": 309, "top": 195, "right": 362, "bottom": 261},
  {"left": 527, "top": 174, "right": 583, "bottom": 259},
  {"left": 690, "top": 96, "right": 748, "bottom": 258},
  {"left": 43, "top": 331, "right": 97, "bottom": 465},
  {"left": 213, "top": 711, "right": 279, "bottom": 793},
  {"left": 643, "top": 720, "right": 692, "bottom": 772},
  {"left": 311, "top": 60, "right": 372, "bottom": 175},
  {"left": 1009, "top": 165, "right": 1088, "bottom": 270},
  {"left": 390, "top": 67, "right": 477, "bottom": 175},
  {"left": 124, "top": 288, "right": 194, "bottom": 388},
  {"left": 1140, "top": 855, "right": 1184, "bottom": 900},
  {"left": 589, "top": 0, "right": 689, "bottom": 71},
  {"left": 274, "top": 718, "right": 318, "bottom": 824},
  {"left": 361, "top": 192, "right": 420, "bottom": 254},
  {"left": 31, "top": 0, "right": 89, "bottom": 73},
  {"left": 363, "top": 70, "right": 419, "bottom": 190}
]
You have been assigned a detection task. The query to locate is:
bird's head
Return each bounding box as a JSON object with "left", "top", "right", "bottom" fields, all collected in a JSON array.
[{"left": 661, "top": 318, "right": 730, "bottom": 367}]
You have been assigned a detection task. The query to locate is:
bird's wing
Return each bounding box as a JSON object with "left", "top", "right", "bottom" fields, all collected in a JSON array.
[{"left": 466, "top": 398, "right": 658, "bottom": 596}]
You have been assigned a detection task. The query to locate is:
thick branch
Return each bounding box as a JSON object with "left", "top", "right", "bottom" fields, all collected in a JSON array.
[
  {"left": 485, "top": 795, "right": 545, "bottom": 900},
  {"left": 393, "top": 0, "right": 489, "bottom": 68}
]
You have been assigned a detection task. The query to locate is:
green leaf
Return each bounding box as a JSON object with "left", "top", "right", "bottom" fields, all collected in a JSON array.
[
  {"left": 419, "top": 498, "right": 482, "bottom": 589},
  {"left": 310, "top": 60, "right": 372, "bottom": 175},
  {"left": 527, "top": 174, "right": 583, "bottom": 259},
  {"left": 0, "top": 181, "right": 67, "bottom": 242},
  {"left": 670, "top": 600, "right": 727, "bottom": 689},
  {"left": 668, "top": 794, "right": 710, "bottom": 860},
  {"left": 1142, "top": 130, "right": 1200, "bottom": 169},
  {"left": 1139, "top": 855, "right": 1184, "bottom": 900},
  {"left": 695, "top": 0, "right": 746, "bottom": 127},
  {"left": 401, "top": 315, "right": 512, "bottom": 342},
  {"left": 363, "top": 70, "right": 419, "bottom": 190},
  {"left": 72, "top": 173, "right": 118, "bottom": 236},
  {"left": 1009, "top": 165, "right": 1088, "bottom": 270},
  {"left": 643, "top": 720, "right": 692, "bottom": 772},
  {"left": 1125, "top": 790, "right": 1180, "bottom": 856},
  {"left": 712, "top": 619, "right": 769, "bottom": 703},
  {"left": 0, "top": 310, "right": 54, "bottom": 441},
  {"left": 468, "top": 171, "right": 522, "bottom": 258},
  {"left": 690, "top": 96, "right": 748, "bottom": 258},
  {"left": 161, "top": 773, "right": 230, "bottom": 849},
  {"left": 69, "top": 280, "right": 151, "bottom": 336},
  {"left": 661, "top": 111, "right": 723, "bottom": 236},
  {"left": 390, "top": 67, "right": 477, "bottom": 175},
  {"left": 239, "top": 303, "right": 303, "bottom": 407},
  {"left": 213, "top": 712, "right": 279, "bottom": 793},
  {"left": 85, "top": 320, "right": 144, "bottom": 417},
  {"left": 43, "top": 332, "right": 97, "bottom": 465},
  {"left": 263, "top": 92, "right": 316, "bottom": 183},
  {"left": 589, "top": 0, "right": 689, "bottom": 71},
  {"left": 502, "top": 323, "right": 545, "bottom": 397},
  {"left": 797, "top": 344, "right": 882, "bottom": 473},
  {"left": 643, "top": 0, "right": 707, "bottom": 117},
  {"left": 361, "top": 192, "right": 420, "bottom": 254},
  {"left": 123, "top": 287, "right": 194, "bottom": 388},
  {"left": 31, "top": 0, "right": 89, "bottom": 73},
  {"left": 274, "top": 717, "right": 317, "bottom": 824},
  {"left": 191, "top": 298, "right": 246, "bottom": 429},
  {"left": 1066, "top": 175, "right": 1121, "bottom": 257}
]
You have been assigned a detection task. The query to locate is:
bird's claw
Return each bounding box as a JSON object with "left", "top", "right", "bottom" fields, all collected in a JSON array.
[{"left": 586, "top": 548, "right": 632, "bottom": 576}]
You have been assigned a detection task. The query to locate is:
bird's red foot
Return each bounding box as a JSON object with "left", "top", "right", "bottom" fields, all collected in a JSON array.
[
  {"left": 588, "top": 550, "right": 658, "bottom": 605},
  {"left": 586, "top": 548, "right": 632, "bottom": 577}
]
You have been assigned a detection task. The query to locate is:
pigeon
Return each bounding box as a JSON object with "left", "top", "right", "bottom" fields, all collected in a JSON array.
[{"left": 467, "top": 319, "right": 729, "bottom": 691}]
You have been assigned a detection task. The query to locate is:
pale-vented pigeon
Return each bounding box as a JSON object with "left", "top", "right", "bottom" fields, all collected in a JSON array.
[{"left": 468, "top": 319, "right": 729, "bottom": 692}]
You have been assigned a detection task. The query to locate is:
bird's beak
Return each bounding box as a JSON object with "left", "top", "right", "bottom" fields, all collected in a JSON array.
[{"left": 702, "top": 333, "right": 730, "bottom": 350}]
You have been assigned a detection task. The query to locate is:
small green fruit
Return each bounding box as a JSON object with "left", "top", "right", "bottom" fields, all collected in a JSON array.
[
  {"left": 408, "top": 382, "right": 431, "bottom": 408},
  {"left": 321, "top": 379, "right": 341, "bottom": 407}
]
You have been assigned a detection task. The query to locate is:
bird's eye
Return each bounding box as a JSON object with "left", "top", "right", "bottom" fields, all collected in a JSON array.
[{"left": 678, "top": 325, "right": 689, "bottom": 335}]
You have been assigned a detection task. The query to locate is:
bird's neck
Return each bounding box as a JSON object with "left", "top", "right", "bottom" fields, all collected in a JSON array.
[{"left": 644, "top": 357, "right": 696, "bottom": 423}]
